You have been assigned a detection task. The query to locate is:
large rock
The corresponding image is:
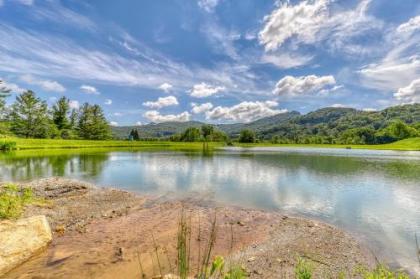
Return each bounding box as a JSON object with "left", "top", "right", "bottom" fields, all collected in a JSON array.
[{"left": 0, "top": 215, "right": 52, "bottom": 276}]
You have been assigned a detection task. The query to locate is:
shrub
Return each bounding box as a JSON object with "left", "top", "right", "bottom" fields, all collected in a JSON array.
[
  {"left": 0, "top": 140, "right": 16, "bottom": 151},
  {"left": 238, "top": 129, "right": 256, "bottom": 143},
  {"left": 295, "top": 257, "right": 312, "bottom": 279},
  {"left": 356, "top": 265, "right": 410, "bottom": 279},
  {"left": 0, "top": 184, "right": 34, "bottom": 219}
]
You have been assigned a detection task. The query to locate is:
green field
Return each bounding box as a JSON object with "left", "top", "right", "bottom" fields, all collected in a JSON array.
[{"left": 1, "top": 137, "right": 420, "bottom": 152}]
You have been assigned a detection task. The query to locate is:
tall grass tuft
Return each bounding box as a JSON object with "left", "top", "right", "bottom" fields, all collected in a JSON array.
[
  {"left": 177, "top": 208, "right": 191, "bottom": 279},
  {"left": 0, "top": 184, "right": 34, "bottom": 219},
  {"left": 0, "top": 140, "right": 16, "bottom": 151},
  {"left": 295, "top": 257, "right": 312, "bottom": 279}
]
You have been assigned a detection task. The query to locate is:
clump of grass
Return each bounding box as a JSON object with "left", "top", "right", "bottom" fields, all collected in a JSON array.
[
  {"left": 0, "top": 140, "right": 16, "bottom": 151},
  {"left": 0, "top": 184, "right": 34, "bottom": 219},
  {"left": 356, "top": 265, "right": 410, "bottom": 279},
  {"left": 295, "top": 257, "right": 312, "bottom": 279}
]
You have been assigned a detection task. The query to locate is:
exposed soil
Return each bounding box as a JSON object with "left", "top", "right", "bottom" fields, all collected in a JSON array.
[{"left": 1, "top": 178, "right": 377, "bottom": 278}]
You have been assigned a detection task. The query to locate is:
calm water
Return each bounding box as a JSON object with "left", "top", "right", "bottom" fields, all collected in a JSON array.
[{"left": 1, "top": 147, "right": 419, "bottom": 274}]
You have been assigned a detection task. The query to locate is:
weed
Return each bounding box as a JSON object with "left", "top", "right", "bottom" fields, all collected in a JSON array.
[
  {"left": 295, "top": 257, "right": 312, "bottom": 279},
  {"left": 356, "top": 265, "right": 410, "bottom": 279},
  {"left": 0, "top": 184, "right": 33, "bottom": 219},
  {"left": 0, "top": 140, "right": 16, "bottom": 151}
]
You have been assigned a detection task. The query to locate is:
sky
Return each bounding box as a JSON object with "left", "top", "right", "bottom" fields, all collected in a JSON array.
[{"left": 0, "top": 0, "right": 419, "bottom": 126}]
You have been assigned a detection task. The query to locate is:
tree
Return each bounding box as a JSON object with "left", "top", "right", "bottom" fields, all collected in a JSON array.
[
  {"left": 201, "top": 124, "right": 214, "bottom": 140},
  {"left": 9, "top": 90, "right": 51, "bottom": 138},
  {"left": 238, "top": 129, "right": 256, "bottom": 143},
  {"left": 52, "top": 97, "right": 71, "bottom": 131},
  {"left": 129, "top": 129, "right": 140, "bottom": 140},
  {"left": 180, "top": 127, "right": 201, "bottom": 142},
  {"left": 0, "top": 80, "right": 11, "bottom": 98},
  {"left": 0, "top": 80, "right": 11, "bottom": 122},
  {"left": 77, "top": 103, "right": 111, "bottom": 140}
]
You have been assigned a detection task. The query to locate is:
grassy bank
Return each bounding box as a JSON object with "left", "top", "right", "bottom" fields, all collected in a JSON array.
[
  {"left": 236, "top": 137, "right": 420, "bottom": 151},
  {"left": 1, "top": 138, "right": 224, "bottom": 151},
  {"left": 1, "top": 137, "right": 420, "bottom": 152}
]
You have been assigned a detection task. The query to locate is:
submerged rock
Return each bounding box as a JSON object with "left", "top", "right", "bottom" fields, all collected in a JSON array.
[{"left": 0, "top": 215, "right": 52, "bottom": 276}]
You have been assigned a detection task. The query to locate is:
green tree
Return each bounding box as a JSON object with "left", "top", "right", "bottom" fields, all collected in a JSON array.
[
  {"left": 9, "top": 91, "right": 51, "bottom": 138},
  {"left": 201, "top": 124, "right": 214, "bottom": 140},
  {"left": 0, "top": 80, "right": 11, "bottom": 98},
  {"left": 238, "top": 129, "right": 256, "bottom": 143},
  {"left": 180, "top": 127, "right": 201, "bottom": 142},
  {"left": 52, "top": 97, "right": 71, "bottom": 131},
  {"left": 77, "top": 103, "right": 111, "bottom": 140},
  {"left": 129, "top": 129, "right": 140, "bottom": 140}
]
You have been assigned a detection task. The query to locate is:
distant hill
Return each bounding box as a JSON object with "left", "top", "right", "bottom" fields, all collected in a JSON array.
[{"left": 112, "top": 104, "right": 420, "bottom": 140}]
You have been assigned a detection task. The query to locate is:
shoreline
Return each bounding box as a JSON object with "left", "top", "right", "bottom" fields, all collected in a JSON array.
[{"left": 1, "top": 178, "right": 379, "bottom": 279}]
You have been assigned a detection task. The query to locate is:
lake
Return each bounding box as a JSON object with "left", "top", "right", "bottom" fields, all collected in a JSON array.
[{"left": 1, "top": 147, "right": 419, "bottom": 274}]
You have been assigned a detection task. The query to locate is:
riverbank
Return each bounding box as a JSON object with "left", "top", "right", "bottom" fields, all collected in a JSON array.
[
  {"left": 2, "top": 137, "right": 420, "bottom": 152},
  {"left": 1, "top": 178, "right": 378, "bottom": 279}
]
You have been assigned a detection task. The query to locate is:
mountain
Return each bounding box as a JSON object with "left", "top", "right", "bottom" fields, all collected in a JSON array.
[{"left": 111, "top": 104, "right": 420, "bottom": 140}]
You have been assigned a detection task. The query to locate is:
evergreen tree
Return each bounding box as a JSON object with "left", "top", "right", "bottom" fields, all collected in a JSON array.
[
  {"left": 9, "top": 90, "right": 51, "bottom": 138},
  {"left": 52, "top": 96, "right": 71, "bottom": 130},
  {"left": 129, "top": 129, "right": 140, "bottom": 140},
  {"left": 77, "top": 103, "right": 111, "bottom": 140},
  {"left": 201, "top": 124, "right": 214, "bottom": 140},
  {"left": 0, "top": 80, "right": 11, "bottom": 98},
  {"left": 0, "top": 80, "right": 10, "bottom": 121}
]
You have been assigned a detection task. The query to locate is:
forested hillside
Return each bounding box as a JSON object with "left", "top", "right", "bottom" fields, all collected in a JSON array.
[{"left": 113, "top": 104, "right": 420, "bottom": 144}]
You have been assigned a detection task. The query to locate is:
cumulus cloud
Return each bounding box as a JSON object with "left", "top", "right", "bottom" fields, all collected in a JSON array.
[
  {"left": 143, "top": 96, "right": 179, "bottom": 109},
  {"left": 104, "top": 99, "right": 112, "bottom": 105},
  {"left": 136, "top": 121, "right": 143, "bottom": 126},
  {"left": 205, "top": 101, "right": 286, "bottom": 123},
  {"left": 144, "top": 110, "right": 191, "bottom": 123},
  {"left": 159, "top": 82, "right": 173, "bottom": 93},
  {"left": 273, "top": 75, "right": 336, "bottom": 96},
  {"left": 80, "top": 85, "right": 99, "bottom": 95},
  {"left": 69, "top": 100, "right": 80, "bottom": 109},
  {"left": 261, "top": 52, "right": 313, "bottom": 69},
  {"left": 198, "top": 0, "right": 220, "bottom": 13},
  {"left": 394, "top": 79, "right": 420, "bottom": 103},
  {"left": 109, "top": 121, "right": 119, "bottom": 127},
  {"left": 191, "top": 102, "right": 213, "bottom": 114},
  {"left": 20, "top": 74, "right": 65, "bottom": 92},
  {"left": 259, "top": 0, "right": 382, "bottom": 56},
  {"left": 190, "top": 82, "right": 225, "bottom": 98}
]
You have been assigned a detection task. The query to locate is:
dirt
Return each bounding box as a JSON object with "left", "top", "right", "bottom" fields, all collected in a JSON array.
[{"left": 1, "top": 178, "right": 377, "bottom": 278}]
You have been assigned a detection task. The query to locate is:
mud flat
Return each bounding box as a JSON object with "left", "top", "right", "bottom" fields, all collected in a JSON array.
[{"left": 1, "top": 178, "right": 377, "bottom": 278}]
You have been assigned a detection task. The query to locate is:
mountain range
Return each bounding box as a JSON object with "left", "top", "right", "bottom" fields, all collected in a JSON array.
[{"left": 112, "top": 104, "right": 420, "bottom": 140}]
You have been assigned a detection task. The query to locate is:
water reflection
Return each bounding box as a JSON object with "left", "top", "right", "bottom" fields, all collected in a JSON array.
[{"left": 0, "top": 148, "right": 419, "bottom": 274}]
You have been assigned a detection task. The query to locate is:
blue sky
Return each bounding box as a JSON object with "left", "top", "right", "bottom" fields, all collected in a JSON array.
[{"left": 0, "top": 0, "right": 419, "bottom": 125}]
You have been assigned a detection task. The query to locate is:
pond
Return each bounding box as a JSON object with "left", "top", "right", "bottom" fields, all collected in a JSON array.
[{"left": 0, "top": 147, "right": 419, "bottom": 274}]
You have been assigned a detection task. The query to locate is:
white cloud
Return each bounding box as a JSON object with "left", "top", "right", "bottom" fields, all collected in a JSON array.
[
  {"left": 144, "top": 110, "right": 191, "bottom": 123},
  {"left": 80, "top": 85, "right": 99, "bottom": 95},
  {"left": 20, "top": 74, "right": 65, "bottom": 92},
  {"left": 362, "top": 108, "right": 377, "bottom": 112},
  {"left": 191, "top": 102, "right": 213, "bottom": 114},
  {"left": 396, "top": 15, "right": 420, "bottom": 34},
  {"left": 17, "top": 0, "right": 34, "bottom": 5},
  {"left": 205, "top": 101, "right": 286, "bottom": 123},
  {"left": 259, "top": 0, "right": 329, "bottom": 51},
  {"left": 201, "top": 23, "right": 240, "bottom": 60},
  {"left": 104, "top": 99, "right": 112, "bottom": 105},
  {"left": 69, "top": 100, "right": 79, "bottom": 109},
  {"left": 190, "top": 82, "right": 225, "bottom": 98},
  {"left": 0, "top": 0, "right": 4, "bottom": 7},
  {"left": 159, "top": 82, "right": 173, "bottom": 93},
  {"left": 136, "top": 121, "right": 143, "bottom": 126},
  {"left": 143, "top": 96, "right": 179, "bottom": 109},
  {"left": 273, "top": 75, "right": 336, "bottom": 96},
  {"left": 113, "top": 112, "right": 122, "bottom": 117},
  {"left": 359, "top": 15, "right": 420, "bottom": 91},
  {"left": 261, "top": 53, "right": 313, "bottom": 69},
  {"left": 110, "top": 121, "right": 119, "bottom": 127},
  {"left": 259, "top": 0, "right": 382, "bottom": 56},
  {"left": 394, "top": 79, "right": 420, "bottom": 104},
  {"left": 198, "top": 0, "right": 220, "bottom": 13},
  {"left": 0, "top": 78, "right": 25, "bottom": 93},
  {"left": 331, "top": 103, "right": 346, "bottom": 108}
]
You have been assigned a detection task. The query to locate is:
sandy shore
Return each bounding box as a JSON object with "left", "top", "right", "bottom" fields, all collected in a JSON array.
[{"left": 1, "top": 178, "right": 377, "bottom": 278}]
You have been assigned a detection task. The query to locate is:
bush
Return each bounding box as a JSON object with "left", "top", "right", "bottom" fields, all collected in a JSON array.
[
  {"left": 238, "top": 129, "right": 256, "bottom": 143},
  {"left": 0, "top": 140, "right": 17, "bottom": 151},
  {"left": 0, "top": 184, "right": 34, "bottom": 219},
  {"left": 356, "top": 264, "right": 410, "bottom": 279}
]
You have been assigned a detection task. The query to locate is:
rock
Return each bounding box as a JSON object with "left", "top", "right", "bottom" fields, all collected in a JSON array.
[
  {"left": 0, "top": 215, "right": 52, "bottom": 276},
  {"left": 237, "top": 221, "right": 245, "bottom": 226},
  {"left": 247, "top": 256, "right": 256, "bottom": 262},
  {"left": 55, "top": 224, "right": 66, "bottom": 236}
]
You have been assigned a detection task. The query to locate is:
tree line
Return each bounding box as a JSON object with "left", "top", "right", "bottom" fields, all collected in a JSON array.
[{"left": 0, "top": 81, "right": 111, "bottom": 140}]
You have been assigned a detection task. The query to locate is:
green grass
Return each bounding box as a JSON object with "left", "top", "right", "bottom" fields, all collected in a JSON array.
[
  {"left": 1, "top": 138, "right": 224, "bottom": 151},
  {"left": 235, "top": 137, "right": 420, "bottom": 151},
  {"left": 0, "top": 184, "right": 42, "bottom": 219},
  {"left": 1, "top": 137, "right": 420, "bottom": 152}
]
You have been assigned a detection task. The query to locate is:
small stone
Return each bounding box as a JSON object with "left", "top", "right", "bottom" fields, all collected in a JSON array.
[
  {"left": 237, "top": 221, "right": 245, "bottom": 226},
  {"left": 247, "top": 256, "right": 256, "bottom": 262},
  {"left": 55, "top": 225, "right": 66, "bottom": 236},
  {"left": 253, "top": 269, "right": 263, "bottom": 275},
  {"left": 282, "top": 216, "right": 288, "bottom": 220}
]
